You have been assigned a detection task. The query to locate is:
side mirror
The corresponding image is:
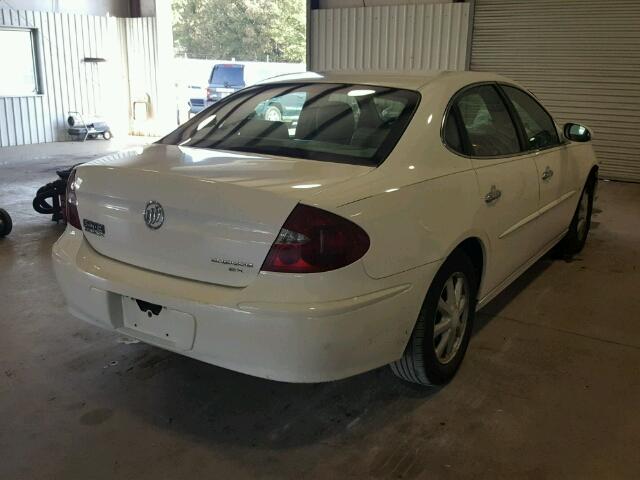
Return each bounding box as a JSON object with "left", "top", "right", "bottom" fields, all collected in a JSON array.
[{"left": 564, "top": 123, "right": 592, "bottom": 142}]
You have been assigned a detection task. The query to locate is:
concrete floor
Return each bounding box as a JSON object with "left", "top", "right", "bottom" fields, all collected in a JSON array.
[{"left": 1, "top": 140, "right": 639, "bottom": 479}]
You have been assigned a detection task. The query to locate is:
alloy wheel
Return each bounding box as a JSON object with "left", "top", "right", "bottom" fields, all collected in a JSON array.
[{"left": 433, "top": 272, "right": 470, "bottom": 364}]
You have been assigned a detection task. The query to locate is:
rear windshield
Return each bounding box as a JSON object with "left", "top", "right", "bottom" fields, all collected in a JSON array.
[
  {"left": 159, "top": 83, "right": 420, "bottom": 166},
  {"left": 210, "top": 64, "right": 244, "bottom": 86}
]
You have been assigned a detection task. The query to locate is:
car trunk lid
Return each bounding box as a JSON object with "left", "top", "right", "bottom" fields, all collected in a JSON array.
[{"left": 74, "top": 144, "right": 372, "bottom": 287}]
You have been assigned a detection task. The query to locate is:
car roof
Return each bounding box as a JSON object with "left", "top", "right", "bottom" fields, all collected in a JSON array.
[{"left": 257, "top": 70, "right": 513, "bottom": 92}]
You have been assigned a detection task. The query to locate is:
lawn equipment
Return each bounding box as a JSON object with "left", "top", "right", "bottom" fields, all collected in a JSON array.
[
  {"left": 0, "top": 208, "right": 12, "bottom": 237},
  {"left": 67, "top": 111, "right": 112, "bottom": 141},
  {"left": 32, "top": 166, "right": 77, "bottom": 223}
]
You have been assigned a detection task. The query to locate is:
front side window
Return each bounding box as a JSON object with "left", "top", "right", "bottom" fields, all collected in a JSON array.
[
  {"left": 449, "top": 85, "right": 521, "bottom": 157},
  {"left": 160, "top": 83, "right": 420, "bottom": 166},
  {"left": 501, "top": 85, "right": 560, "bottom": 150}
]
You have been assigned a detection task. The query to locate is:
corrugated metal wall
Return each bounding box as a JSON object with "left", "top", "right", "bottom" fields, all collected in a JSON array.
[
  {"left": 309, "top": 2, "right": 471, "bottom": 72},
  {"left": 0, "top": 9, "right": 166, "bottom": 147},
  {"left": 0, "top": 9, "right": 126, "bottom": 147},
  {"left": 471, "top": 0, "right": 640, "bottom": 182}
]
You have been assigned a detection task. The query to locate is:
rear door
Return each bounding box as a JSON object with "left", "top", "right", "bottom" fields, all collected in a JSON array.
[
  {"left": 500, "top": 85, "right": 582, "bottom": 243},
  {"left": 445, "top": 84, "right": 540, "bottom": 294}
]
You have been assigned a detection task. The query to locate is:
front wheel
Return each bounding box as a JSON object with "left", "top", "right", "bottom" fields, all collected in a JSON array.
[
  {"left": 559, "top": 178, "right": 594, "bottom": 255},
  {"left": 102, "top": 130, "right": 112, "bottom": 141},
  {"left": 390, "top": 250, "right": 478, "bottom": 386}
]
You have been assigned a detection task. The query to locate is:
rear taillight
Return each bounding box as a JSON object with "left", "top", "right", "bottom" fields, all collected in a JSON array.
[
  {"left": 206, "top": 87, "right": 214, "bottom": 100},
  {"left": 261, "top": 204, "right": 370, "bottom": 274},
  {"left": 65, "top": 168, "right": 81, "bottom": 230}
]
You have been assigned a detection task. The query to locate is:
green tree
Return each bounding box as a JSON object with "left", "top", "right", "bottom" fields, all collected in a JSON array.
[{"left": 172, "top": 0, "right": 306, "bottom": 63}]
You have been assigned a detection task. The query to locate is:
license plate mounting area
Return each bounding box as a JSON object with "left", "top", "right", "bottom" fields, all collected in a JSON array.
[{"left": 121, "top": 297, "right": 195, "bottom": 351}]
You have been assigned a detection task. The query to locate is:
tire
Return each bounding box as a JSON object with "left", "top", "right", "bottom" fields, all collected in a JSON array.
[
  {"left": 102, "top": 130, "right": 112, "bottom": 140},
  {"left": 559, "top": 178, "right": 594, "bottom": 256},
  {"left": 390, "top": 250, "right": 478, "bottom": 386},
  {"left": 0, "top": 208, "right": 12, "bottom": 237},
  {"left": 264, "top": 105, "right": 283, "bottom": 122}
]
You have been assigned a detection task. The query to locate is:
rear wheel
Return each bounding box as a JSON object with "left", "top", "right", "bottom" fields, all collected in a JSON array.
[
  {"left": 559, "top": 178, "right": 594, "bottom": 255},
  {"left": 390, "top": 250, "right": 477, "bottom": 386},
  {"left": 0, "top": 209, "right": 12, "bottom": 237}
]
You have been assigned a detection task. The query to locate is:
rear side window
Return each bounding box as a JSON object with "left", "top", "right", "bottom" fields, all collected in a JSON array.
[
  {"left": 447, "top": 85, "right": 521, "bottom": 157},
  {"left": 501, "top": 85, "right": 560, "bottom": 150}
]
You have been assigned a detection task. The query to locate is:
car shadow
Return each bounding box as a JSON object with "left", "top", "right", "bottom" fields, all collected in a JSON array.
[
  {"left": 113, "top": 252, "right": 557, "bottom": 451},
  {"left": 473, "top": 255, "right": 553, "bottom": 334},
  {"left": 115, "top": 346, "right": 439, "bottom": 450}
]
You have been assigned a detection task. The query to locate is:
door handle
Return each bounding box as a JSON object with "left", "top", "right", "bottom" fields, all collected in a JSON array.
[
  {"left": 542, "top": 166, "right": 554, "bottom": 181},
  {"left": 484, "top": 185, "right": 502, "bottom": 204}
]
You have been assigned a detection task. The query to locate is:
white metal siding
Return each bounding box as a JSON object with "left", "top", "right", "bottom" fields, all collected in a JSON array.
[
  {"left": 0, "top": 9, "right": 125, "bottom": 147},
  {"left": 309, "top": 3, "right": 471, "bottom": 72},
  {"left": 471, "top": 0, "right": 640, "bottom": 182},
  {"left": 2, "top": 0, "right": 131, "bottom": 17},
  {"left": 0, "top": 9, "right": 165, "bottom": 147}
]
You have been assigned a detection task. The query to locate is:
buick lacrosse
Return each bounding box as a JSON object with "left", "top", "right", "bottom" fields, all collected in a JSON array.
[{"left": 53, "top": 71, "right": 597, "bottom": 385}]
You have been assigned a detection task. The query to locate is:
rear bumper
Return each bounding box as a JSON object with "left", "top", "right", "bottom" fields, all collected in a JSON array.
[{"left": 52, "top": 228, "right": 438, "bottom": 382}]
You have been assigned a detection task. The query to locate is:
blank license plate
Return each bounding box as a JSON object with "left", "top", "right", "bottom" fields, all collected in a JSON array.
[{"left": 121, "top": 297, "right": 195, "bottom": 351}]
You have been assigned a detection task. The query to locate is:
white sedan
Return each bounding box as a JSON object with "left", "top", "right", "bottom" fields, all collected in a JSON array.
[{"left": 53, "top": 71, "right": 597, "bottom": 385}]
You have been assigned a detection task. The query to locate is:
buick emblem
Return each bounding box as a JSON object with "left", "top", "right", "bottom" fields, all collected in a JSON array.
[{"left": 143, "top": 201, "right": 165, "bottom": 229}]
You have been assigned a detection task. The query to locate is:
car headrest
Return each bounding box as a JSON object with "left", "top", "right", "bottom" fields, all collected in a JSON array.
[
  {"left": 238, "top": 118, "right": 289, "bottom": 141},
  {"left": 295, "top": 100, "right": 355, "bottom": 145}
]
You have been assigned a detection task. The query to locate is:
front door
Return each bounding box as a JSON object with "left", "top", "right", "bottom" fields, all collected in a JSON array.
[
  {"left": 533, "top": 147, "right": 577, "bottom": 244},
  {"left": 500, "top": 85, "right": 581, "bottom": 244}
]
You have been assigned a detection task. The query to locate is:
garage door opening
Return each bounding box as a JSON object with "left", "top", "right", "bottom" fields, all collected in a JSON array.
[{"left": 171, "top": 0, "right": 307, "bottom": 124}]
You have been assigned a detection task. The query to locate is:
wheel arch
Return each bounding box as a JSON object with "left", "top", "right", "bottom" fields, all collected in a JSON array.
[
  {"left": 390, "top": 234, "right": 485, "bottom": 386},
  {"left": 587, "top": 164, "right": 599, "bottom": 189},
  {"left": 452, "top": 237, "right": 486, "bottom": 290}
]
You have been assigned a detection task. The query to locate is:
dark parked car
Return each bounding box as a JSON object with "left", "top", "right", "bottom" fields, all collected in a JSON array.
[
  {"left": 255, "top": 91, "right": 306, "bottom": 123},
  {"left": 205, "top": 63, "right": 245, "bottom": 107}
]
